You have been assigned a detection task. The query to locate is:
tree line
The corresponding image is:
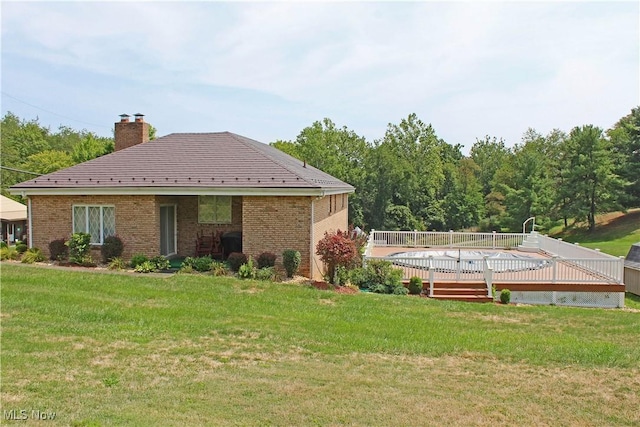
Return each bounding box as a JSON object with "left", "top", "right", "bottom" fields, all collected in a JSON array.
[
  {"left": 1, "top": 112, "right": 157, "bottom": 200},
  {"left": 273, "top": 108, "right": 639, "bottom": 232},
  {"left": 1, "top": 112, "right": 115, "bottom": 194},
  {"left": 2, "top": 107, "right": 638, "bottom": 233}
]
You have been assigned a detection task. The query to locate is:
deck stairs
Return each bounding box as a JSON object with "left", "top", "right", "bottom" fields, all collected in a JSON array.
[
  {"left": 429, "top": 281, "right": 493, "bottom": 303},
  {"left": 518, "top": 231, "right": 540, "bottom": 253}
]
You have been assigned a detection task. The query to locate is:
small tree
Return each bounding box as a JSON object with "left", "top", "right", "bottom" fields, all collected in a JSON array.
[{"left": 315, "top": 230, "right": 359, "bottom": 284}]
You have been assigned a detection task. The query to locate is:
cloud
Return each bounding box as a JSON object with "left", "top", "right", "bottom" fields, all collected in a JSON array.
[{"left": 2, "top": 1, "right": 638, "bottom": 149}]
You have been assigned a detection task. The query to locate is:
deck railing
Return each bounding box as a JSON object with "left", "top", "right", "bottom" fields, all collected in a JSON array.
[
  {"left": 364, "top": 230, "right": 624, "bottom": 285},
  {"left": 368, "top": 230, "right": 525, "bottom": 250}
]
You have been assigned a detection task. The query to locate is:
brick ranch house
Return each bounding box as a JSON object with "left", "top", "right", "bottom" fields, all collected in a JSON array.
[{"left": 10, "top": 114, "right": 354, "bottom": 279}]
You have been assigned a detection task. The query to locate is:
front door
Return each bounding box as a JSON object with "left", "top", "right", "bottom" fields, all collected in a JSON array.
[{"left": 160, "top": 205, "right": 176, "bottom": 256}]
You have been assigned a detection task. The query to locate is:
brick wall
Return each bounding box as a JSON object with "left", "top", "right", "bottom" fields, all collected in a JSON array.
[
  {"left": 29, "top": 192, "right": 348, "bottom": 277},
  {"left": 156, "top": 195, "right": 242, "bottom": 257},
  {"left": 242, "top": 196, "right": 312, "bottom": 277},
  {"left": 311, "top": 194, "right": 349, "bottom": 279},
  {"left": 29, "top": 194, "right": 159, "bottom": 261}
]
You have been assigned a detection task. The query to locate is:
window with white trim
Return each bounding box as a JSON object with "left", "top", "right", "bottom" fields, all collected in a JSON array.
[
  {"left": 198, "top": 196, "right": 232, "bottom": 224},
  {"left": 72, "top": 205, "right": 116, "bottom": 244}
]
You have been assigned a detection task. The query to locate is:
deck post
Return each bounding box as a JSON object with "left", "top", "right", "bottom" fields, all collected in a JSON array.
[
  {"left": 552, "top": 255, "right": 558, "bottom": 284},
  {"left": 449, "top": 230, "right": 453, "bottom": 248},
  {"left": 428, "top": 256, "right": 434, "bottom": 297},
  {"left": 492, "top": 231, "right": 496, "bottom": 249},
  {"left": 619, "top": 256, "right": 625, "bottom": 284},
  {"left": 483, "top": 256, "right": 493, "bottom": 297}
]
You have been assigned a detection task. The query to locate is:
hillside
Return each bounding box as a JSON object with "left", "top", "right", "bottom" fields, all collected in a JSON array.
[{"left": 549, "top": 208, "right": 640, "bottom": 257}]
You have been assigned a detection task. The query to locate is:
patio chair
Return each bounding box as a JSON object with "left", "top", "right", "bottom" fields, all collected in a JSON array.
[
  {"left": 195, "top": 231, "right": 215, "bottom": 257},
  {"left": 211, "top": 230, "right": 224, "bottom": 260},
  {"left": 195, "top": 230, "right": 224, "bottom": 259}
]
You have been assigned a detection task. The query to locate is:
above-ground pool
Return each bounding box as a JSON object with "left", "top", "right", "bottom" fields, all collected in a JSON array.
[{"left": 388, "top": 250, "right": 550, "bottom": 273}]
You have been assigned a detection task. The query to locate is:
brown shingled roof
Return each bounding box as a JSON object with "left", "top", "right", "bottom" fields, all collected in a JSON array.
[{"left": 11, "top": 132, "right": 354, "bottom": 196}]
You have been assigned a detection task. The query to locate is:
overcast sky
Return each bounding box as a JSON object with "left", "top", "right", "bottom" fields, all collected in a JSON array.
[{"left": 2, "top": 1, "right": 638, "bottom": 153}]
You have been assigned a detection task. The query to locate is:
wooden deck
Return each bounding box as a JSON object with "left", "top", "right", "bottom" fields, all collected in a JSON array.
[{"left": 371, "top": 247, "right": 624, "bottom": 293}]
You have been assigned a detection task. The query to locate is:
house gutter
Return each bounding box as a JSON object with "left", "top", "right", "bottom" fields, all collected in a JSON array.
[{"left": 10, "top": 186, "right": 354, "bottom": 197}]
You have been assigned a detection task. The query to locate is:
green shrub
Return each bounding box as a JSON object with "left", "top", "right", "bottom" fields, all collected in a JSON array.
[
  {"left": 282, "top": 249, "right": 301, "bottom": 278},
  {"left": 179, "top": 264, "right": 194, "bottom": 274},
  {"left": 408, "top": 276, "right": 423, "bottom": 295},
  {"left": 500, "top": 288, "right": 512, "bottom": 304},
  {"left": 238, "top": 257, "right": 256, "bottom": 280},
  {"left": 130, "top": 254, "right": 149, "bottom": 269},
  {"left": 134, "top": 261, "right": 157, "bottom": 273},
  {"left": 348, "top": 267, "right": 366, "bottom": 287},
  {"left": 150, "top": 255, "right": 170, "bottom": 271},
  {"left": 210, "top": 261, "right": 229, "bottom": 276},
  {"left": 255, "top": 267, "right": 275, "bottom": 281},
  {"left": 108, "top": 257, "right": 127, "bottom": 270},
  {"left": 182, "top": 256, "right": 212, "bottom": 272},
  {"left": 227, "top": 252, "right": 248, "bottom": 273},
  {"left": 101, "top": 235, "right": 124, "bottom": 263},
  {"left": 352, "top": 259, "right": 404, "bottom": 295},
  {"left": 257, "top": 252, "right": 277, "bottom": 269},
  {"left": 393, "top": 286, "right": 410, "bottom": 295},
  {"left": 0, "top": 246, "right": 19, "bottom": 261},
  {"left": 21, "top": 247, "right": 45, "bottom": 264},
  {"left": 0, "top": 241, "right": 7, "bottom": 249},
  {"left": 48, "top": 238, "right": 68, "bottom": 261},
  {"left": 334, "top": 265, "right": 350, "bottom": 286},
  {"left": 15, "top": 242, "right": 28, "bottom": 254},
  {"left": 67, "top": 232, "right": 92, "bottom": 265}
]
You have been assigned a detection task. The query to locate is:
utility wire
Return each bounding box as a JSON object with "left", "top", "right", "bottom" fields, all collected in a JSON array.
[
  {"left": 0, "top": 166, "right": 43, "bottom": 176},
  {"left": 1, "top": 91, "right": 111, "bottom": 130}
]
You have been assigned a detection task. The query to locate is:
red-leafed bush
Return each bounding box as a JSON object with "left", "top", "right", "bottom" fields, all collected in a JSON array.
[
  {"left": 315, "top": 230, "right": 359, "bottom": 284},
  {"left": 227, "top": 252, "right": 248, "bottom": 272},
  {"left": 257, "top": 252, "right": 277, "bottom": 269}
]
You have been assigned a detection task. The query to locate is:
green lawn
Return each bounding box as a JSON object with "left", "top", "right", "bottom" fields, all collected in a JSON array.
[
  {"left": 548, "top": 209, "right": 640, "bottom": 257},
  {"left": 2, "top": 264, "right": 640, "bottom": 426}
]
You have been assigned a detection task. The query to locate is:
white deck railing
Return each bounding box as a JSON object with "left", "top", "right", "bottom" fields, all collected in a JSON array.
[
  {"left": 369, "top": 230, "right": 525, "bottom": 249},
  {"left": 538, "top": 234, "right": 620, "bottom": 260},
  {"left": 364, "top": 230, "right": 624, "bottom": 285}
]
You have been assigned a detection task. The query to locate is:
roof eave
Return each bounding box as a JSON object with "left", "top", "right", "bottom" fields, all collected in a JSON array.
[{"left": 9, "top": 186, "right": 355, "bottom": 197}]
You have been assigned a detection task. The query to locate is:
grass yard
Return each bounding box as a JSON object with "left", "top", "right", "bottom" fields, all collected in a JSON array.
[
  {"left": 1, "top": 264, "right": 640, "bottom": 426},
  {"left": 549, "top": 208, "right": 640, "bottom": 257}
]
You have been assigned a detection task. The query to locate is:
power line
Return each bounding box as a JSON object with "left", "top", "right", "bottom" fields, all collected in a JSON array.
[
  {"left": 1, "top": 91, "right": 111, "bottom": 130},
  {"left": 0, "top": 166, "right": 43, "bottom": 176}
]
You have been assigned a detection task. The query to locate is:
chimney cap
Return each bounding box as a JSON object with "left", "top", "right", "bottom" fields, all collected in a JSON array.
[
  {"left": 119, "top": 113, "right": 130, "bottom": 123},
  {"left": 134, "top": 113, "right": 145, "bottom": 122},
  {"left": 119, "top": 113, "right": 130, "bottom": 118}
]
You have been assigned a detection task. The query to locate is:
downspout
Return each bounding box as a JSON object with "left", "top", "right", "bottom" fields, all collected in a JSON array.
[
  {"left": 310, "top": 198, "right": 315, "bottom": 280},
  {"left": 27, "top": 197, "right": 33, "bottom": 248}
]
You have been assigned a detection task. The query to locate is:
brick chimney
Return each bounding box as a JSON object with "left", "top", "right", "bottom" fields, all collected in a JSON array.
[{"left": 114, "top": 113, "right": 150, "bottom": 151}]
